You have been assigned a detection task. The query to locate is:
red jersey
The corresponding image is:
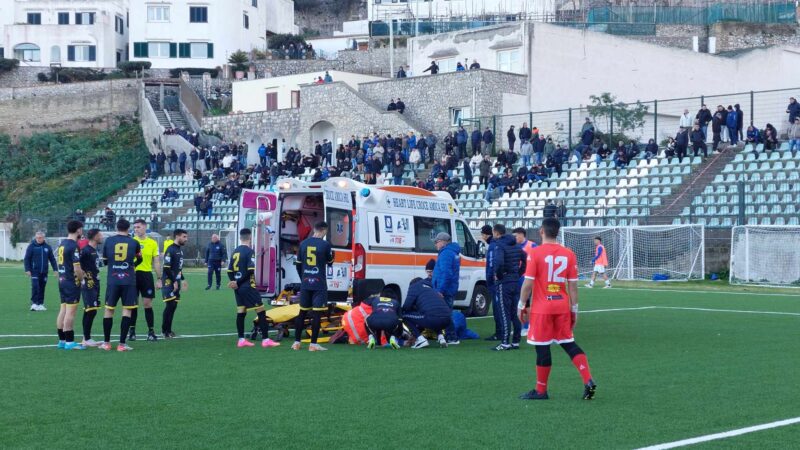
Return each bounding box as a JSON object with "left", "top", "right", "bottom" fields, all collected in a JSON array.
[{"left": 524, "top": 243, "right": 579, "bottom": 315}]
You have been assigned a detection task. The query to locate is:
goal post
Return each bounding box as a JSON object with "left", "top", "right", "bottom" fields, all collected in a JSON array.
[
  {"left": 559, "top": 224, "right": 705, "bottom": 282},
  {"left": 730, "top": 225, "right": 800, "bottom": 287}
]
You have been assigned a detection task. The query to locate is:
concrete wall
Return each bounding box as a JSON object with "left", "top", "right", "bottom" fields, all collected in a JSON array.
[
  {"left": 337, "top": 47, "right": 408, "bottom": 75},
  {"left": 0, "top": 79, "right": 139, "bottom": 138},
  {"left": 202, "top": 109, "right": 301, "bottom": 161},
  {"left": 528, "top": 23, "right": 800, "bottom": 111},
  {"left": 409, "top": 23, "right": 528, "bottom": 76}
]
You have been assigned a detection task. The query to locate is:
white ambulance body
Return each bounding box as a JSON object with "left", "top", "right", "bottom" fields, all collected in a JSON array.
[{"left": 237, "top": 177, "right": 491, "bottom": 315}]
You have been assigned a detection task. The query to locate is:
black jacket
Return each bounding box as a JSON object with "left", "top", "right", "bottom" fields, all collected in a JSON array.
[
  {"left": 402, "top": 279, "right": 450, "bottom": 317},
  {"left": 24, "top": 239, "right": 58, "bottom": 274},
  {"left": 543, "top": 203, "right": 557, "bottom": 218},
  {"left": 696, "top": 109, "right": 712, "bottom": 126},
  {"left": 493, "top": 235, "right": 526, "bottom": 284},
  {"left": 519, "top": 127, "right": 532, "bottom": 141}
]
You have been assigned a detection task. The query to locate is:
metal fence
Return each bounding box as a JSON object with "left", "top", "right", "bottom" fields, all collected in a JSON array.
[
  {"left": 476, "top": 87, "right": 799, "bottom": 154},
  {"left": 587, "top": 2, "right": 797, "bottom": 26}
]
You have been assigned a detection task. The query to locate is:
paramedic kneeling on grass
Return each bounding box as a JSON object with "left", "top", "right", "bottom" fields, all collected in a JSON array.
[
  {"left": 432, "top": 232, "right": 460, "bottom": 345},
  {"left": 402, "top": 278, "right": 451, "bottom": 349}
]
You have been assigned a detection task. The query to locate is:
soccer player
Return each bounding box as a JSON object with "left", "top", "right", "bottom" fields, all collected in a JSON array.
[
  {"left": 130, "top": 219, "right": 162, "bottom": 341},
  {"left": 79, "top": 229, "right": 103, "bottom": 347},
  {"left": 513, "top": 227, "right": 536, "bottom": 336},
  {"left": 292, "top": 221, "right": 334, "bottom": 352},
  {"left": 363, "top": 293, "right": 402, "bottom": 350},
  {"left": 518, "top": 218, "right": 597, "bottom": 400},
  {"left": 586, "top": 236, "right": 611, "bottom": 289},
  {"left": 227, "top": 228, "right": 279, "bottom": 348},
  {"left": 161, "top": 229, "right": 188, "bottom": 338},
  {"left": 56, "top": 220, "right": 85, "bottom": 350},
  {"left": 101, "top": 219, "right": 142, "bottom": 352}
]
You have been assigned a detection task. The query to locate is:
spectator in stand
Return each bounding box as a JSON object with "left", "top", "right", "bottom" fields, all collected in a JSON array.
[
  {"left": 387, "top": 99, "right": 397, "bottom": 111},
  {"left": 469, "top": 152, "right": 482, "bottom": 173},
  {"left": 519, "top": 122, "right": 532, "bottom": 144},
  {"left": 482, "top": 127, "right": 494, "bottom": 152},
  {"left": 543, "top": 200, "right": 557, "bottom": 218},
  {"left": 444, "top": 131, "right": 455, "bottom": 158},
  {"left": 199, "top": 147, "right": 208, "bottom": 171},
  {"left": 168, "top": 149, "right": 178, "bottom": 174},
  {"left": 479, "top": 155, "right": 493, "bottom": 188},
  {"left": 396, "top": 66, "right": 407, "bottom": 78},
  {"left": 520, "top": 138, "right": 533, "bottom": 167},
  {"left": 391, "top": 160, "right": 404, "bottom": 186},
  {"left": 471, "top": 128, "right": 482, "bottom": 156},
  {"left": 613, "top": 142, "right": 628, "bottom": 169},
  {"left": 712, "top": 106, "right": 725, "bottom": 151},
  {"left": 102, "top": 207, "right": 117, "bottom": 231},
  {"left": 396, "top": 98, "right": 406, "bottom": 114},
  {"left": 425, "top": 131, "right": 437, "bottom": 164},
  {"left": 726, "top": 105, "right": 739, "bottom": 146},
  {"left": 541, "top": 137, "right": 554, "bottom": 166},
  {"left": 315, "top": 77, "right": 324, "bottom": 85},
  {"left": 675, "top": 127, "right": 689, "bottom": 162},
  {"left": 409, "top": 146, "right": 421, "bottom": 175},
  {"left": 556, "top": 201, "right": 567, "bottom": 222},
  {"left": 503, "top": 170, "right": 518, "bottom": 195},
  {"left": 484, "top": 173, "right": 502, "bottom": 203},
  {"left": 190, "top": 147, "right": 199, "bottom": 171},
  {"left": 626, "top": 140, "right": 640, "bottom": 162},
  {"left": 746, "top": 125, "right": 761, "bottom": 147},
  {"left": 735, "top": 104, "right": 744, "bottom": 141},
  {"left": 581, "top": 118, "right": 595, "bottom": 146},
  {"left": 691, "top": 124, "right": 707, "bottom": 158},
  {"left": 763, "top": 123, "right": 779, "bottom": 151},
  {"left": 597, "top": 143, "right": 612, "bottom": 163},
  {"left": 644, "top": 139, "right": 659, "bottom": 162},
  {"left": 462, "top": 158, "right": 473, "bottom": 187},
  {"left": 507, "top": 125, "right": 516, "bottom": 151},
  {"left": 157, "top": 150, "right": 167, "bottom": 175},
  {"left": 179, "top": 150, "right": 188, "bottom": 174},
  {"left": 469, "top": 59, "right": 481, "bottom": 70},
  {"left": 456, "top": 126, "right": 468, "bottom": 159},
  {"left": 696, "top": 104, "right": 712, "bottom": 140},
  {"left": 679, "top": 109, "right": 693, "bottom": 129},
  {"left": 456, "top": 62, "right": 465, "bottom": 72},
  {"left": 324, "top": 71, "right": 333, "bottom": 83},
  {"left": 664, "top": 137, "right": 676, "bottom": 158},
  {"left": 788, "top": 118, "right": 800, "bottom": 151},
  {"left": 787, "top": 97, "right": 800, "bottom": 125},
  {"left": 516, "top": 164, "right": 528, "bottom": 186},
  {"left": 423, "top": 61, "right": 439, "bottom": 75}
]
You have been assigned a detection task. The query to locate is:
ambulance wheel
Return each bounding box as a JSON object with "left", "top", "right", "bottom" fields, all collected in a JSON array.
[{"left": 468, "top": 285, "right": 491, "bottom": 317}]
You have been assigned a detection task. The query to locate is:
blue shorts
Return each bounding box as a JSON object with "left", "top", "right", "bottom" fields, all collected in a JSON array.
[{"left": 299, "top": 290, "right": 327, "bottom": 311}]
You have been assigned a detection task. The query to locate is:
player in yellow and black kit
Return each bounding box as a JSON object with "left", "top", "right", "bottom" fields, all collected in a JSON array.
[
  {"left": 130, "top": 219, "right": 162, "bottom": 342},
  {"left": 56, "top": 220, "right": 85, "bottom": 350},
  {"left": 79, "top": 229, "right": 104, "bottom": 347},
  {"left": 228, "top": 228, "right": 280, "bottom": 348},
  {"left": 161, "top": 229, "right": 188, "bottom": 338},
  {"left": 292, "top": 221, "right": 334, "bottom": 352},
  {"left": 100, "top": 219, "right": 142, "bottom": 352}
]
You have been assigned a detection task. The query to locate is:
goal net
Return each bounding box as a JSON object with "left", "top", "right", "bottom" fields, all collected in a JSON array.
[
  {"left": 730, "top": 226, "right": 800, "bottom": 287},
  {"left": 559, "top": 224, "right": 705, "bottom": 281}
]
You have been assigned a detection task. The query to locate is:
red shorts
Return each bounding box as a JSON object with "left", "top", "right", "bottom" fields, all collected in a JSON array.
[{"left": 527, "top": 313, "right": 574, "bottom": 345}]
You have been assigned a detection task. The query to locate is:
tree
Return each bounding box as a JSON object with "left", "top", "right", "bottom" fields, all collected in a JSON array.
[
  {"left": 0, "top": 58, "right": 20, "bottom": 73},
  {"left": 586, "top": 92, "right": 649, "bottom": 139},
  {"left": 227, "top": 51, "right": 249, "bottom": 72}
]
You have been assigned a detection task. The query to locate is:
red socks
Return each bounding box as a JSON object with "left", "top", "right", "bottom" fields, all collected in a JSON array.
[
  {"left": 535, "top": 365, "right": 551, "bottom": 394},
  {"left": 571, "top": 354, "right": 593, "bottom": 384}
]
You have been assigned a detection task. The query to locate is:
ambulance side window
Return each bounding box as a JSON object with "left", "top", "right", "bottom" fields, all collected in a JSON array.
[
  {"left": 414, "top": 217, "right": 451, "bottom": 253},
  {"left": 326, "top": 208, "right": 352, "bottom": 249},
  {"left": 455, "top": 221, "right": 477, "bottom": 258}
]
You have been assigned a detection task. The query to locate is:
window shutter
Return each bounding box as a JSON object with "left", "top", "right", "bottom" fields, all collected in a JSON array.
[
  {"left": 75, "top": 13, "right": 82, "bottom": 24},
  {"left": 89, "top": 46, "right": 96, "bottom": 61},
  {"left": 169, "top": 43, "right": 177, "bottom": 58},
  {"left": 67, "top": 45, "right": 75, "bottom": 62},
  {"left": 89, "top": 13, "right": 95, "bottom": 24},
  {"left": 207, "top": 43, "right": 214, "bottom": 58},
  {"left": 179, "top": 43, "right": 189, "bottom": 58},
  {"left": 134, "top": 42, "right": 148, "bottom": 58}
]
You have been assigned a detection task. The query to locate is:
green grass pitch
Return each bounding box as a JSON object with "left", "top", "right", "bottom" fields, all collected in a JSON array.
[{"left": 1, "top": 264, "right": 799, "bottom": 449}]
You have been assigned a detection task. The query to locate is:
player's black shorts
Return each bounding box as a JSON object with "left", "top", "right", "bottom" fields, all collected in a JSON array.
[
  {"left": 82, "top": 286, "right": 101, "bottom": 311},
  {"left": 59, "top": 279, "right": 81, "bottom": 305},
  {"left": 105, "top": 284, "right": 138, "bottom": 309},
  {"left": 299, "top": 289, "right": 328, "bottom": 311},
  {"left": 135, "top": 271, "right": 156, "bottom": 298},
  {"left": 162, "top": 280, "right": 181, "bottom": 302},
  {"left": 235, "top": 287, "right": 264, "bottom": 310},
  {"left": 366, "top": 313, "right": 401, "bottom": 332}
]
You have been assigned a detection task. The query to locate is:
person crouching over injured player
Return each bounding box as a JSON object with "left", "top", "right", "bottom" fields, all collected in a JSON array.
[
  {"left": 402, "top": 277, "right": 451, "bottom": 349},
  {"left": 363, "top": 293, "right": 402, "bottom": 350}
]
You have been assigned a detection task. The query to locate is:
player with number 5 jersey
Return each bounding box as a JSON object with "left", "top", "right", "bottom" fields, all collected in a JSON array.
[{"left": 518, "top": 218, "right": 596, "bottom": 401}]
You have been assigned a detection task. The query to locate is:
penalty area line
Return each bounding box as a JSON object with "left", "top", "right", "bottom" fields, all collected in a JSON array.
[{"left": 636, "top": 416, "right": 800, "bottom": 450}]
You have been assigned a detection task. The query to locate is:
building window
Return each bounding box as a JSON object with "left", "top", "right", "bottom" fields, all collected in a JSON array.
[
  {"left": 68, "top": 45, "right": 96, "bottom": 62},
  {"left": 252, "top": 0, "right": 258, "bottom": 6},
  {"left": 190, "top": 43, "right": 209, "bottom": 58},
  {"left": 437, "top": 57, "right": 456, "bottom": 73},
  {"left": 291, "top": 90, "right": 300, "bottom": 109},
  {"left": 450, "top": 107, "right": 471, "bottom": 127},
  {"left": 496, "top": 48, "right": 521, "bottom": 73},
  {"left": 51, "top": 46, "right": 61, "bottom": 63},
  {"left": 147, "top": 6, "right": 170, "bottom": 22},
  {"left": 0, "top": 48, "right": 4, "bottom": 59},
  {"left": 148, "top": 42, "right": 172, "bottom": 58},
  {"left": 115, "top": 16, "right": 125, "bottom": 34},
  {"left": 266, "top": 92, "right": 278, "bottom": 111},
  {"left": 75, "top": 12, "right": 96, "bottom": 25},
  {"left": 27, "top": 13, "right": 42, "bottom": 25},
  {"left": 243, "top": 13, "right": 249, "bottom": 29},
  {"left": 190, "top": 6, "right": 208, "bottom": 23},
  {"left": 58, "top": 12, "right": 70, "bottom": 25},
  {"left": 116, "top": 50, "right": 122, "bottom": 63},
  {"left": 14, "top": 44, "right": 40, "bottom": 62}
]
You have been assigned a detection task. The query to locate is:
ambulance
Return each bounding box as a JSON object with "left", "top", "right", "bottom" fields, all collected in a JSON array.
[{"left": 237, "top": 177, "right": 491, "bottom": 316}]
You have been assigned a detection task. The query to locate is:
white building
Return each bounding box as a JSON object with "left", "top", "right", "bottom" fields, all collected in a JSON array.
[
  {"left": 368, "top": 0, "right": 561, "bottom": 21},
  {"left": 232, "top": 71, "right": 384, "bottom": 113},
  {"left": 128, "top": 0, "right": 297, "bottom": 70},
  {"left": 0, "top": 0, "right": 129, "bottom": 68}
]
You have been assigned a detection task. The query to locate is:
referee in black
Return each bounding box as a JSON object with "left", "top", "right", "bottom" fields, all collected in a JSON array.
[{"left": 205, "top": 233, "right": 227, "bottom": 290}]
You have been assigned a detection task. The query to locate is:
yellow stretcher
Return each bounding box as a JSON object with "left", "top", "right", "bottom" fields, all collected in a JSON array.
[{"left": 254, "top": 289, "right": 352, "bottom": 343}]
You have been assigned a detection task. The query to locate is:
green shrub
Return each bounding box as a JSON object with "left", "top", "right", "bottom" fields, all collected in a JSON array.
[
  {"left": 0, "top": 58, "right": 20, "bottom": 72},
  {"left": 117, "top": 61, "right": 152, "bottom": 73}
]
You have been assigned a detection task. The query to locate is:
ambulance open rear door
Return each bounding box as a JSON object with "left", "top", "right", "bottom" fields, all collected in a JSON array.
[
  {"left": 322, "top": 184, "right": 354, "bottom": 297},
  {"left": 239, "top": 190, "right": 278, "bottom": 296}
]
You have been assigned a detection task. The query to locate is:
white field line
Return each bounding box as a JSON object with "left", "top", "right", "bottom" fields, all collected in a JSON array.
[
  {"left": 600, "top": 286, "right": 800, "bottom": 298},
  {"left": 636, "top": 416, "right": 800, "bottom": 450},
  {"left": 0, "top": 332, "right": 239, "bottom": 351},
  {"left": 658, "top": 306, "right": 800, "bottom": 317}
]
